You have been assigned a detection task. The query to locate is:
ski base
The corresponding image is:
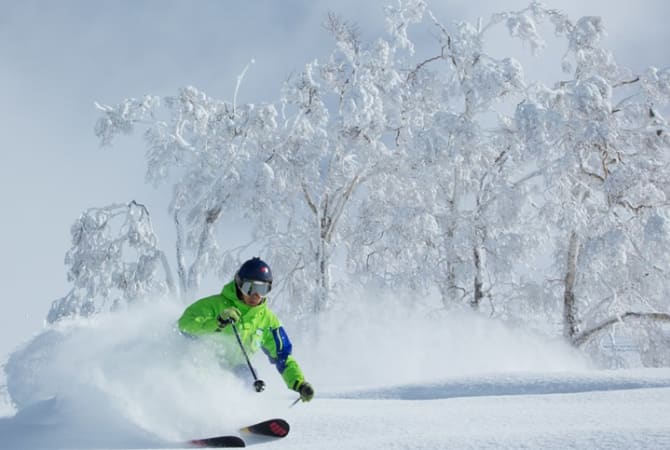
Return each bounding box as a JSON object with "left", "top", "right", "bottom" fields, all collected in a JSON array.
[
  {"left": 190, "top": 435, "right": 245, "bottom": 448},
  {"left": 240, "top": 418, "right": 290, "bottom": 438}
]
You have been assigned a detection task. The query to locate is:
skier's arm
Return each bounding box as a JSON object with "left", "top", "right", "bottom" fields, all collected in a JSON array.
[
  {"left": 261, "top": 326, "right": 305, "bottom": 389},
  {"left": 178, "top": 296, "right": 224, "bottom": 335}
]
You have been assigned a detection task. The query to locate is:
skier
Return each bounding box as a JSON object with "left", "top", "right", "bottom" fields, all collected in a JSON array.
[{"left": 178, "top": 257, "right": 314, "bottom": 403}]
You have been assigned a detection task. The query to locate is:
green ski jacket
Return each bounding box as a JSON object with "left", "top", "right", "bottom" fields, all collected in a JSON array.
[{"left": 178, "top": 281, "right": 304, "bottom": 390}]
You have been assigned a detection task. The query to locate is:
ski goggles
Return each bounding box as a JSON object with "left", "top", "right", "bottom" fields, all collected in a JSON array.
[{"left": 239, "top": 280, "right": 272, "bottom": 296}]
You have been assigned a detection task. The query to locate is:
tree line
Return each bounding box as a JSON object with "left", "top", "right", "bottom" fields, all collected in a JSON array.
[{"left": 49, "top": 1, "right": 670, "bottom": 367}]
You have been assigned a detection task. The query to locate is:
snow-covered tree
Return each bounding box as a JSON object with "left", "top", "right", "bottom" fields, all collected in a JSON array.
[
  {"left": 48, "top": 201, "right": 173, "bottom": 322},
  {"left": 349, "top": 3, "right": 545, "bottom": 314},
  {"left": 261, "top": 12, "right": 412, "bottom": 315},
  {"left": 90, "top": 24, "right": 405, "bottom": 317},
  {"left": 93, "top": 83, "right": 280, "bottom": 299},
  {"left": 512, "top": 12, "right": 670, "bottom": 360}
]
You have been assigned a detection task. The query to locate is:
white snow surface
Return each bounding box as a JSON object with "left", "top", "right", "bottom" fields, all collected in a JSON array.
[{"left": 1, "top": 299, "right": 669, "bottom": 449}]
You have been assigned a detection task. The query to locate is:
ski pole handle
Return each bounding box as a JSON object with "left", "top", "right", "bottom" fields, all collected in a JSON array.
[{"left": 219, "top": 317, "right": 234, "bottom": 326}]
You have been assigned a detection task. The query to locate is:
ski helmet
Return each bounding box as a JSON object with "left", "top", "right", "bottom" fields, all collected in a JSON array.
[{"left": 235, "top": 257, "right": 273, "bottom": 284}]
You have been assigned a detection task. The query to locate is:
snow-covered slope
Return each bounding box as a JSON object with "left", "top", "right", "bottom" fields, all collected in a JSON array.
[
  {"left": 2, "top": 300, "right": 669, "bottom": 449},
  {"left": 2, "top": 370, "right": 670, "bottom": 449},
  {"left": 291, "top": 378, "right": 670, "bottom": 450}
]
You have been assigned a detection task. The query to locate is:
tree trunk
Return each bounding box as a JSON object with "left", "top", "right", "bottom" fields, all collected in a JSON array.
[
  {"left": 563, "top": 231, "right": 580, "bottom": 342},
  {"left": 442, "top": 196, "right": 459, "bottom": 308},
  {"left": 186, "top": 206, "right": 222, "bottom": 295},
  {"left": 314, "top": 236, "right": 330, "bottom": 314},
  {"left": 174, "top": 209, "right": 187, "bottom": 298},
  {"left": 472, "top": 245, "right": 483, "bottom": 310},
  {"left": 441, "top": 237, "right": 459, "bottom": 308},
  {"left": 158, "top": 251, "right": 177, "bottom": 298},
  {"left": 313, "top": 198, "right": 332, "bottom": 314}
]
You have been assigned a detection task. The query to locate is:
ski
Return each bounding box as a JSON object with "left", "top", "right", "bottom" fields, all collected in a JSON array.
[
  {"left": 240, "top": 418, "right": 290, "bottom": 438},
  {"left": 186, "top": 418, "right": 288, "bottom": 447},
  {"left": 189, "top": 435, "right": 245, "bottom": 448}
]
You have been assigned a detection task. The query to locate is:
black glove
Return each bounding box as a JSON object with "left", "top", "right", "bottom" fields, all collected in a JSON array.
[{"left": 296, "top": 381, "right": 314, "bottom": 402}]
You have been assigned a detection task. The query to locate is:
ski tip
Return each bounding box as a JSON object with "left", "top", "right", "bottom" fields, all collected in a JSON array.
[
  {"left": 189, "top": 435, "right": 246, "bottom": 448},
  {"left": 241, "top": 418, "right": 290, "bottom": 438}
]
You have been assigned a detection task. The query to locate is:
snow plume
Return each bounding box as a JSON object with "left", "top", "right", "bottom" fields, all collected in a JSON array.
[
  {"left": 1, "top": 290, "right": 590, "bottom": 448},
  {"left": 2, "top": 299, "right": 290, "bottom": 448},
  {"left": 294, "top": 290, "right": 592, "bottom": 389}
]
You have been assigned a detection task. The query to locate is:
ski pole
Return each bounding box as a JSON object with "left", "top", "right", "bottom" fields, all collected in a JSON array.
[{"left": 225, "top": 319, "right": 266, "bottom": 392}]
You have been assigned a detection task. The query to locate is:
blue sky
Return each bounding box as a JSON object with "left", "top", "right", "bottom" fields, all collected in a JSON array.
[{"left": 1, "top": 0, "right": 667, "bottom": 358}]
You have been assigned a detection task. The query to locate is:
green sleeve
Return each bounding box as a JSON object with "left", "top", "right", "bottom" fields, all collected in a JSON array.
[
  {"left": 260, "top": 324, "right": 305, "bottom": 390},
  {"left": 281, "top": 356, "right": 305, "bottom": 391},
  {"left": 178, "top": 295, "right": 223, "bottom": 335}
]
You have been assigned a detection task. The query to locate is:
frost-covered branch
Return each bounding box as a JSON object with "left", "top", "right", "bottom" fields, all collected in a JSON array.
[{"left": 574, "top": 312, "right": 670, "bottom": 347}]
